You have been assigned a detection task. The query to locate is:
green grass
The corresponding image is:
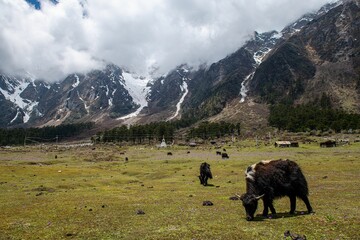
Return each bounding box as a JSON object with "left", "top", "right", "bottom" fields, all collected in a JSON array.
[{"left": 0, "top": 142, "right": 359, "bottom": 239}]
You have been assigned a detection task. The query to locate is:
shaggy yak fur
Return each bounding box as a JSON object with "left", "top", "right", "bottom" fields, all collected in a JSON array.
[
  {"left": 199, "top": 162, "right": 213, "bottom": 186},
  {"left": 239, "top": 159, "right": 313, "bottom": 221}
]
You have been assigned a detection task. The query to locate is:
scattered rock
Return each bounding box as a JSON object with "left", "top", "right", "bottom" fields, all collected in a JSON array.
[
  {"left": 284, "top": 230, "right": 307, "bottom": 240},
  {"left": 229, "top": 196, "right": 240, "bottom": 201},
  {"left": 136, "top": 209, "right": 145, "bottom": 215},
  {"left": 202, "top": 201, "right": 214, "bottom": 206}
]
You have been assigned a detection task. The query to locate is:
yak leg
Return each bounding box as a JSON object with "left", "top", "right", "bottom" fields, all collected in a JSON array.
[
  {"left": 203, "top": 176, "right": 208, "bottom": 186},
  {"left": 289, "top": 195, "right": 296, "bottom": 214},
  {"left": 262, "top": 199, "right": 269, "bottom": 217},
  {"left": 198, "top": 175, "right": 203, "bottom": 185},
  {"left": 269, "top": 202, "right": 276, "bottom": 215},
  {"left": 300, "top": 195, "right": 313, "bottom": 213}
]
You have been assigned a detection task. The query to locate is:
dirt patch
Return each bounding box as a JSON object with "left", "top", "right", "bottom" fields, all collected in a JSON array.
[{"left": 32, "top": 185, "right": 55, "bottom": 193}]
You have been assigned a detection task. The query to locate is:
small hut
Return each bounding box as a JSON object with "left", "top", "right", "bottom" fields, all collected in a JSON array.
[
  {"left": 189, "top": 142, "right": 197, "bottom": 147},
  {"left": 274, "top": 141, "right": 291, "bottom": 148},
  {"left": 290, "top": 141, "right": 299, "bottom": 147}
]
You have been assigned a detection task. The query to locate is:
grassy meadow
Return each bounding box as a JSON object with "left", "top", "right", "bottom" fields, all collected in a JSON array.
[{"left": 0, "top": 141, "right": 359, "bottom": 239}]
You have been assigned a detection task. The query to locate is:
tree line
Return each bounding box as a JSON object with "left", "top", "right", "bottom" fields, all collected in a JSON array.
[
  {"left": 0, "top": 122, "right": 94, "bottom": 146},
  {"left": 188, "top": 121, "right": 240, "bottom": 139},
  {"left": 269, "top": 103, "right": 360, "bottom": 132},
  {"left": 95, "top": 120, "right": 240, "bottom": 144},
  {"left": 97, "top": 122, "right": 177, "bottom": 144}
]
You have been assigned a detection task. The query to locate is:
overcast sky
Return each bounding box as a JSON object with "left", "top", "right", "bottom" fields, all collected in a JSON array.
[{"left": 0, "top": 0, "right": 333, "bottom": 82}]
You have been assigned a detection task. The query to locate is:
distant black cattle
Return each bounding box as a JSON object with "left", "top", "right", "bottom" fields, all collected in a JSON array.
[
  {"left": 216, "top": 151, "right": 222, "bottom": 155},
  {"left": 320, "top": 140, "right": 336, "bottom": 148},
  {"left": 199, "top": 162, "right": 213, "bottom": 186},
  {"left": 221, "top": 153, "right": 229, "bottom": 159},
  {"left": 238, "top": 159, "right": 313, "bottom": 221},
  {"left": 167, "top": 152, "right": 173, "bottom": 155},
  {"left": 125, "top": 157, "right": 128, "bottom": 162}
]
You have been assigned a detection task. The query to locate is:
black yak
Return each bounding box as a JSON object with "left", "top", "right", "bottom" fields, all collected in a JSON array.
[
  {"left": 199, "top": 162, "right": 213, "bottom": 186},
  {"left": 238, "top": 159, "right": 313, "bottom": 221}
]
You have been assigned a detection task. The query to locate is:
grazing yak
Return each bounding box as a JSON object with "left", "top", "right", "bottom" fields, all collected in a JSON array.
[
  {"left": 237, "top": 159, "right": 313, "bottom": 221},
  {"left": 199, "top": 162, "right": 213, "bottom": 186}
]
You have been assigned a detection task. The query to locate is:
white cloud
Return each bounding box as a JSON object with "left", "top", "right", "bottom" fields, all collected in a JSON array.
[{"left": 0, "top": 0, "right": 333, "bottom": 81}]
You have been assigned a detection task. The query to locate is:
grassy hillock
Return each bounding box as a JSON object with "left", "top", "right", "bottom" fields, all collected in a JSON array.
[{"left": 0, "top": 142, "right": 359, "bottom": 239}]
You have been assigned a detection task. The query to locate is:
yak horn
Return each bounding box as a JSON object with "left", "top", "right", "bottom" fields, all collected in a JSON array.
[
  {"left": 235, "top": 194, "right": 243, "bottom": 200},
  {"left": 255, "top": 194, "right": 264, "bottom": 200}
]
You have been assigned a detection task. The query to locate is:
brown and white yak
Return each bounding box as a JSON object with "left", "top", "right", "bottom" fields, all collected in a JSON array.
[{"left": 238, "top": 159, "right": 313, "bottom": 221}]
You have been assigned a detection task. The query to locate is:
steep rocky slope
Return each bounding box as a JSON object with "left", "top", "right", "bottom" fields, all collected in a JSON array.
[{"left": 249, "top": 0, "right": 360, "bottom": 113}]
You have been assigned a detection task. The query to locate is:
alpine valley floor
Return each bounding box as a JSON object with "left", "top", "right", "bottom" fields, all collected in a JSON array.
[{"left": 0, "top": 141, "right": 359, "bottom": 239}]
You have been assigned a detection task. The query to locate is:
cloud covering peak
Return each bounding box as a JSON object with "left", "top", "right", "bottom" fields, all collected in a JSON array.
[{"left": 1, "top": 0, "right": 332, "bottom": 81}]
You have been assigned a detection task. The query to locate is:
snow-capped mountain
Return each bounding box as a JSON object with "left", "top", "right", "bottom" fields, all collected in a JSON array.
[
  {"left": 248, "top": 0, "right": 360, "bottom": 112},
  {"left": 0, "top": 64, "right": 153, "bottom": 127},
  {"left": 1, "top": 0, "right": 358, "bottom": 129}
]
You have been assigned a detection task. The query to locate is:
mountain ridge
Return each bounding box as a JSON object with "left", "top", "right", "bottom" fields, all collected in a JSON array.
[{"left": 0, "top": 0, "right": 358, "bottom": 130}]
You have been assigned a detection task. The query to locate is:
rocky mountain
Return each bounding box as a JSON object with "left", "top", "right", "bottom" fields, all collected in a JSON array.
[
  {"left": 0, "top": 0, "right": 358, "bottom": 129},
  {"left": 0, "top": 64, "right": 151, "bottom": 128},
  {"left": 147, "top": 1, "right": 347, "bottom": 123},
  {"left": 249, "top": 0, "right": 360, "bottom": 114}
]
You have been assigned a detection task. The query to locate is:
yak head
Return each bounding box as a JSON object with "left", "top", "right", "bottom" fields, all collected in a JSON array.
[{"left": 237, "top": 193, "right": 264, "bottom": 221}]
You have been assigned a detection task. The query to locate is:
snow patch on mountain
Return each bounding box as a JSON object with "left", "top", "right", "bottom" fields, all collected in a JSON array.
[
  {"left": 166, "top": 67, "right": 191, "bottom": 121},
  {"left": 167, "top": 80, "right": 189, "bottom": 121},
  {"left": 117, "top": 72, "right": 152, "bottom": 120},
  {"left": 72, "top": 74, "right": 80, "bottom": 88},
  {"left": 240, "top": 72, "right": 255, "bottom": 103},
  {"left": 10, "top": 108, "right": 22, "bottom": 124},
  {"left": 253, "top": 48, "right": 273, "bottom": 65},
  {"left": 0, "top": 77, "right": 38, "bottom": 123},
  {"left": 240, "top": 31, "right": 284, "bottom": 103}
]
